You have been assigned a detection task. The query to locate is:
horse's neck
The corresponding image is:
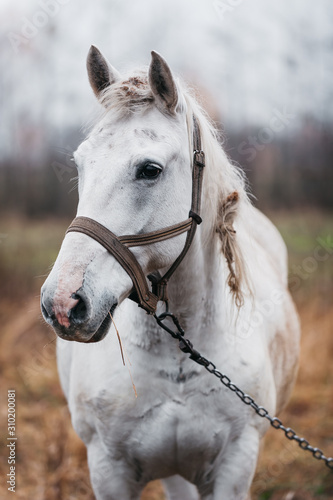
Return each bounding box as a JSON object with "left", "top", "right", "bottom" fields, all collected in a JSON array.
[
  {"left": 138, "top": 231, "right": 228, "bottom": 347},
  {"left": 170, "top": 234, "right": 222, "bottom": 322}
]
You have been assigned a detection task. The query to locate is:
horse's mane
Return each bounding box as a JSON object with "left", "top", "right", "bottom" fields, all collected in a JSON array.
[
  {"left": 182, "top": 87, "right": 252, "bottom": 306},
  {"left": 97, "top": 69, "right": 252, "bottom": 306}
]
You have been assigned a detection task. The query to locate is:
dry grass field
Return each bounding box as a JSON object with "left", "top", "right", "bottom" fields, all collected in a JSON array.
[{"left": 0, "top": 211, "right": 332, "bottom": 500}]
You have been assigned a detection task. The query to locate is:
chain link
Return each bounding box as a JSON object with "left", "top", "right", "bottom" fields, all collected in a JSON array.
[{"left": 154, "top": 310, "right": 333, "bottom": 471}]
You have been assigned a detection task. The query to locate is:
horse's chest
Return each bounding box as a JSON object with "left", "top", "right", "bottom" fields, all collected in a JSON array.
[{"left": 76, "top": 370, "right": 246, "bottom": 481}]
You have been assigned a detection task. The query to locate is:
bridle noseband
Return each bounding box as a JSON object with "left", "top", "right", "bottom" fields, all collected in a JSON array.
[{"left": 66, "top": 116, "right": 205, "bottom": 314}]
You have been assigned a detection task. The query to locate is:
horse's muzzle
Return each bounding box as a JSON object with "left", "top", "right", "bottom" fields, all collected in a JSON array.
[{"left": 41, "top": 286, "right": 117, "bottom": 343}]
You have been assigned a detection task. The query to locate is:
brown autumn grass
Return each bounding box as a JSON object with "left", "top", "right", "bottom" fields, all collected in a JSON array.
[{"left": 0, "top": 211, "right": 332, "bottom": 500}]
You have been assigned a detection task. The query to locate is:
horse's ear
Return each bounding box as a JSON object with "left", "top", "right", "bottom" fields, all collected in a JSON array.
[
  {"left": 149, "top": 51, "right": 178, "bottom": 114},
  {"left": 87, "top": 45, "right": 120, "bottom": 99}
]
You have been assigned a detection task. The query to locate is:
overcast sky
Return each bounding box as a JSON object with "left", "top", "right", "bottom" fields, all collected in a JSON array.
[{"left": 1, "top": 0, "right": 332, "bottom": 160}]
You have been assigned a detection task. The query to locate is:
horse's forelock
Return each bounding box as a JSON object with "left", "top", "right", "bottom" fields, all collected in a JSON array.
[{"left": 99, "top": 69, "right": 154, "bottom": 115}]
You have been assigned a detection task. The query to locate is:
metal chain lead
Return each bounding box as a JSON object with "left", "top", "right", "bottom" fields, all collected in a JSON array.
[{"left": 154, "top": 310, "right": 333, "bottom": 471}]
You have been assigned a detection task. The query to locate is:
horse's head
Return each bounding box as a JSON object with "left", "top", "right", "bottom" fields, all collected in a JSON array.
[{"left": 41, "top": 47, "right": 196, "bottom": 342}]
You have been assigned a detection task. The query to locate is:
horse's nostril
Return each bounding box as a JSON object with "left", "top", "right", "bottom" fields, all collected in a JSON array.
[
  {"left": 41, "top": 299, "right": 55, "bottom": 322},
  {"left": 70, "top": 296, "right": 88, "bottom": 325},
  {"left": 41, "top": 302, "right": 49, "bottom": 319}
]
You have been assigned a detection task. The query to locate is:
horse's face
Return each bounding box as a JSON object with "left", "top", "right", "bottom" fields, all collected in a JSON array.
[{"left": 41, "top": 48, "right": 192, "bottom": 342}]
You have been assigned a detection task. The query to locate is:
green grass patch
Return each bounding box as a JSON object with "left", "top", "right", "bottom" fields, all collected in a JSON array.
[
  {"left": 258, "top": 491, "right": 274, "bottom": 500},
  {"left": 268, "top": 210, "right": 333, "bottom": 304},
  {"left": 0, "top": 216, "right": 71, "bottom": 302}
]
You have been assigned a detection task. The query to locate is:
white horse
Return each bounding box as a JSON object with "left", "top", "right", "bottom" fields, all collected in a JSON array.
[{"left": 41, "top": 46, "right": 300, "bottom": 500}]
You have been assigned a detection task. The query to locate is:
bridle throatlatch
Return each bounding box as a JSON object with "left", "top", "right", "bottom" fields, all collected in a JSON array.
[{"left": 66, "top": 115, "right": 205, "bottom": 314}]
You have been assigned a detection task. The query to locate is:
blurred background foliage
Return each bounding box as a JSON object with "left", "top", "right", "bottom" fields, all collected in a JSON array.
[{"left": 0, "top": 0, "right": 333, "bottom": 217}]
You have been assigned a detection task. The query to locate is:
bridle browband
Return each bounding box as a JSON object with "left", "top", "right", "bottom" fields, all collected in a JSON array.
[{"left": 66, "top": 115, "right": 205, "bottom": 314}]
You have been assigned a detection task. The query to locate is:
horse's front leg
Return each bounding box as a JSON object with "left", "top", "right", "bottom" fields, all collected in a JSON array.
[
  {"left": 86, "top": 435, "right": 142, "bottom": 500},
  {"left": 199, "top": 426, "right": 260, "bottom": 500}
]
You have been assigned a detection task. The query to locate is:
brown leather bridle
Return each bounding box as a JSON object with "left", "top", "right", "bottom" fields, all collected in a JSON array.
[{"left": 66, "top": 116, "right": 205, "bottom": 314}]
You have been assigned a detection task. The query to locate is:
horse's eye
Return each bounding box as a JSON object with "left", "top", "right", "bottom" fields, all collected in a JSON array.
[{"left": 138, "top": 163, "right": 162, "bottom": 180}]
